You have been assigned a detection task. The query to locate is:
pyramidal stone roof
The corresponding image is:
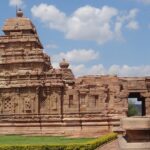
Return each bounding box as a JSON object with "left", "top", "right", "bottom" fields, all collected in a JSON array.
[
  {"left": 2, "top": 9, "right": 43, "bottom": 49},
  {"left": 3, "top": 9, "right": 34, "bottom": 31},
  {"left": 3, "top": 16, "right": 35, "bottom": 32}
]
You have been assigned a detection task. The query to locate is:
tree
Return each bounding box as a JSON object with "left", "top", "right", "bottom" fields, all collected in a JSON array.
[{"left": 127, "top": 102, "right": 138, "bottom": 117}]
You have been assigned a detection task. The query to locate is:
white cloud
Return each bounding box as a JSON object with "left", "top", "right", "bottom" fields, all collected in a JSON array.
[
  {"left": 116, "top": 8, "right": 139, "bottom": 23},
  {"left": 126, "top": 21, "right": 139, "bottom": 30},
  {"left": 66, "top": 5, "right": 118, "bottom": 44},
  {"left": 128, "top": 9, "right": 139, "bottom": 19},
  {"left": 69, "top": 64, "right": 150, "bottom": 77},
  {"left": 9, "top": 0, "right": 23, "bottom": 6},
  {"left": 31, "top": 3, "right": 67, "bottom": 32},
  {"left": 52, "top": 49, "right": 150, "bottom": 77},
  {"left": 114, "top": 21, "right": 123, "bottom": 40},
  {"left": 87, "top": 64, "right": 106, "bottom": 75},
  {"left": 52, "top": 62, "right": 59, "bottom": 68},
  {"left": 52, "top": 49, "right": 99, "bottom": 63},
  {"left": 45, "top": 43, "right": 58, "bottom": 49},
  {"left": 71, "top": 64, "right": 105, "bottom": 76},
  {"left": 116, "top": 8, "right": 139, "bottom": 32},
  {"left": 108, "top": 65, "right": 150, "bottom": 76},
  {"left": 70, "top": 64, "right": 86, "bottom": 75},
  {"left": 31, "top": 4, "right": 140, "bottom": 44}
]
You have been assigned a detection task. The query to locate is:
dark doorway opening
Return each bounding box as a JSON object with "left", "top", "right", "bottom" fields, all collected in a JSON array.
[{"left": 128, "top": 92, "right": 145, "bottom": 117}]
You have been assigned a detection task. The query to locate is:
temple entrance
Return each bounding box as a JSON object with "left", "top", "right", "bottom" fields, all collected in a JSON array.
[{"left": 128, "top": 92, "right": 146, "bottom": 117}]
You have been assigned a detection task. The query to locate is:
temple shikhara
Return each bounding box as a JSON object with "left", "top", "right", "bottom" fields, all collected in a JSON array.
[{"left": 0, "top": 9, "right": 149, "bottom": 136}]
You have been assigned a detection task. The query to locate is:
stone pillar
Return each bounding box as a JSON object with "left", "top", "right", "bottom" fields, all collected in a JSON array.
[
  {"left": 122, "top": 97, "right": 128, "bottom": 116},
  {"left": 141, "top": 92, "right": 150, "bottom": 116},
  {"left": 117, "top": 91, "right": 129, "bottom": 116},
  {"left": 145, "top": 97, "right": 150, "bottom": 116}
]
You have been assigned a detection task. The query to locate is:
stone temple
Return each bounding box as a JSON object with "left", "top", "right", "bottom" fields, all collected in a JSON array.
[{"left": 0, "top": 10, "right": 149, "bottom": 136}]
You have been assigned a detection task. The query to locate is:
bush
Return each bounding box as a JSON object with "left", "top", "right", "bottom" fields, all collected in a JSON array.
[
  {"left": 0, "top": 133, "right": 117, "bottom": 150},
  {"left": 128, "top": 102, "right": 139, "bottom": 117},
  {"left": 84, "top": 132, "right": 117, "bottom": 150}
]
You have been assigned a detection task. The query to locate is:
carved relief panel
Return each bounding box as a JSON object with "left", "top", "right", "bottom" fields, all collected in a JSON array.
[
  {"left": 20, "top": 94, "right": 36, "bottom": 114},
  {"left": 40, "top": 97, "right": 46, "bottom": 113},
  {"left": 40, "top": 90, "right": 60, "bottom": 114},
  {"left": 3, "top": 97, "right": 13, "bottom": 114},
  {"left": 49, "top": 92, "right": 60, "bottom": 113},
  {"left": 0, "top": 94, "right": 15, "bottom": 114},
  {"left": 24, "top": 97, "right": 32, "bottom": 113},
  {"left": 51, "top": 94, "right": 58, "bottom": 111},
  {"left": 80, "top": 94, "right": 86, "bottom": 111}
]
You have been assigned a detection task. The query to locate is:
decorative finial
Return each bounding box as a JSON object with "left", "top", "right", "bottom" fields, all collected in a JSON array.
[
  {"left": 59, "top": 58, "right": 69, "bottom": 69},
  {"left": 16, "top": 8, "right": 23, "bottom": 17}
]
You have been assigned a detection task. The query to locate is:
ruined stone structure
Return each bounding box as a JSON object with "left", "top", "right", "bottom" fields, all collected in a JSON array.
[{"left": 0, "top": 10, "right": 149, "bottom": 136}]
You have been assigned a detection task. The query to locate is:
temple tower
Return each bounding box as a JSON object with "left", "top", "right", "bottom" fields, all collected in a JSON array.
[{"left": 0, "top": 9, "right": 52, "bottom": 74}]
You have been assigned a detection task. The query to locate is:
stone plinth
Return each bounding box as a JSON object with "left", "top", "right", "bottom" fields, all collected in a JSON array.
[
  {"left": 118, "top": 117, "right": 150, "bottom": 150},
  {"left": 121, "top": 117, "right": 150, "bottom": 130},
  {"left": 118, "top": 135, "right": 150, "bottom": 150},
  {"left": 122, "top": 117, "right": 150, "bottom": 142}
]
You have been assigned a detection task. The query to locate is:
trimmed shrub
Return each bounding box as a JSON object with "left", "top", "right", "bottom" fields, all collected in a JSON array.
[
  {"left": 0, "top": 133, "right": 117, "bottom": 150},
  {"left": 84, "top": 132, "right": 117, "bottom": 150}
]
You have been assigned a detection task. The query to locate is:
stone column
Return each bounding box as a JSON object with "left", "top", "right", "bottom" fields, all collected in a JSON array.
[
  {"left": 145, "top": 97, "right": 150, "bottom": 116},
  {"left": 122, "top": 97, "right": 128, "bottom": 116},
  {"left": 141, "top": 92, "right": 150, "bottom": 116},
  {"left": 118, "top": 91, "right": 129, "bottom": 116}
]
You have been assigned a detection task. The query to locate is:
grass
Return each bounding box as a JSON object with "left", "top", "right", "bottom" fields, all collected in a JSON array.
[{"left": 0, "top": 135, "right": 95, "bottom": 145}]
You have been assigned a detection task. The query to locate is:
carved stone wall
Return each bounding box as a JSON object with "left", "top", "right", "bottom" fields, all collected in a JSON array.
[{"left": 40, "top": 88, "right": 62, "bottom": 114}]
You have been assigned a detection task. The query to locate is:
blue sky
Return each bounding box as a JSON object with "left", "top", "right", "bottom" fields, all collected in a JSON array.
[{"left": 1, "top": 0, "right": 150, "bottom": 76}]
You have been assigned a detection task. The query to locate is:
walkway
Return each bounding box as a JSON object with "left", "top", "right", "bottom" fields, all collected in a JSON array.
[{"left": 96, "top": 140, "right": 119, "bottom": 150}]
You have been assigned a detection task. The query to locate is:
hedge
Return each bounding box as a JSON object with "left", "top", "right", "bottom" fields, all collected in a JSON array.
[
  {"left": 84, "top": 132, "right": 117, "bottom": 150},
  {"left": 0, "top": 133, "right": 117, "bottom": 150}
]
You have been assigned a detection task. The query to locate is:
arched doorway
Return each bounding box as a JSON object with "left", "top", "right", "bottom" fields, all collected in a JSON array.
[{"left": 128, "top": 92, "right": 146, "bottom": 116}]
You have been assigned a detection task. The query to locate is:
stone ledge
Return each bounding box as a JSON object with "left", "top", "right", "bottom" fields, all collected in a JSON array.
[
  {"left": 118, "top": 136, "right": 150, "bottom": 150},
  {"left": 121, "top": 117, "right": 150, "bottom": 130}
]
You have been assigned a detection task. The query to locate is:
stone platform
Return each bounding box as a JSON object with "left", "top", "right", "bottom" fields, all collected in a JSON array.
[
  {"left": 118, "top": 136, "right": 150, "bottom": 150},
  {"left": 0, "top": 124, "right": 108, "bottom": 137},
  {"left": 118, "top": 117, "right": 150, "bottom": 150}
]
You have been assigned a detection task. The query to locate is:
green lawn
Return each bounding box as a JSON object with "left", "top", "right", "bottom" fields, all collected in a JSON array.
[{"left": 0, "top": 135, "right": 95, "bottom": 145}]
